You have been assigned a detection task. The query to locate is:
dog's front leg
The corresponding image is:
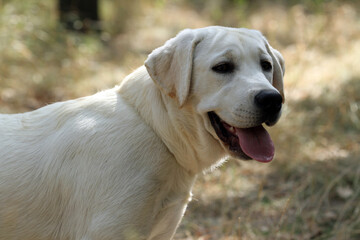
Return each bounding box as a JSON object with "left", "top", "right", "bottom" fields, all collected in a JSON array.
[{"left": 147, "top": 193, "right": 192, "bottom": 240}]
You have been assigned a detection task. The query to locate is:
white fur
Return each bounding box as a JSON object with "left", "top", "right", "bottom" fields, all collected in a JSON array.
[{"left": 0, "top": 26, "right": 284, "bottom": 240}]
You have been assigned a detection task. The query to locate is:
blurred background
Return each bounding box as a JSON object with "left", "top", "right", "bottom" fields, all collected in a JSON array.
[{"left": 0, "top": 0, "right": 359, "bottom": 239}]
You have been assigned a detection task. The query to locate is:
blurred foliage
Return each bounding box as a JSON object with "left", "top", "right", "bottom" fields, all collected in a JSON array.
[
  {"left": 0, "top": 0, "right": 106, "bottom": 111},
  {"left": 0, "top": 0, "right": 360, "bottom": 239},
  {"left": 294, "top": 77, "right": 360, "bottom": 134}
]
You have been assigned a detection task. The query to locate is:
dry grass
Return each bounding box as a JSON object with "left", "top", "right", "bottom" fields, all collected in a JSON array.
[{"left": 0, "top": 0, "right": 359, "bottom": 239}]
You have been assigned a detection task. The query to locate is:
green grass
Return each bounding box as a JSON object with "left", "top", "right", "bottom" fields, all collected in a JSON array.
[{"left": 1, "top": 0, "right": 360, "bottom": 239}]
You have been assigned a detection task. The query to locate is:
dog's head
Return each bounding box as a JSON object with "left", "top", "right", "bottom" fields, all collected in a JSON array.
[{"left": 145, "top": 26, "right": 285, "bottom": 163}]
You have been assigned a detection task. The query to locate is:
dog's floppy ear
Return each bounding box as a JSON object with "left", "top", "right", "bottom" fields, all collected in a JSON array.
[
  {"left": 264, "top": 40, "right": 285, "bottom": 103},
  {"left": 145, "top": 29, "right": 202, "bottom": 107}
]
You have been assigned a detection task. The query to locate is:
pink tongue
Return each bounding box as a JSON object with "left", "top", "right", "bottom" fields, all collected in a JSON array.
[{"left": 235, "top": 125, "right": 274, "bottom": 163}]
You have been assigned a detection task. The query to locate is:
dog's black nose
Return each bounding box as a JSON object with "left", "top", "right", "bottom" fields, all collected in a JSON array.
[{"left": 255, "top": 90, "right": 283, "bottom": 125}]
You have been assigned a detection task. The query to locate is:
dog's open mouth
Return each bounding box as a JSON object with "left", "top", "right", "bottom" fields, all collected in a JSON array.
[{"left": 208, "top": 112, "right": 274, "bottom": 163}]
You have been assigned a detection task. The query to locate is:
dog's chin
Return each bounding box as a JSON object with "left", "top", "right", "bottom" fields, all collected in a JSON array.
[{"left": 207, "top": 112, "right": 252, "bottom": 161}]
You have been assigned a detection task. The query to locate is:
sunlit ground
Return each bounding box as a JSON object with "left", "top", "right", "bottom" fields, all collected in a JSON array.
[{"left": 0, "top": 0, "right": 359, "bottom": 239}]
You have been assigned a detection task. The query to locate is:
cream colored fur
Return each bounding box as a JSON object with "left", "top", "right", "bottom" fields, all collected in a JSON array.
[{"left": 0, "top": 26, "right": 284, "bottom": 240}]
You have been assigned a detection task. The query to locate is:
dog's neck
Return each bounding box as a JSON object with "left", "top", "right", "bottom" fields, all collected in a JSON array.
[{"left": 118, "top": 66, "right": 226, "bottom": 175}]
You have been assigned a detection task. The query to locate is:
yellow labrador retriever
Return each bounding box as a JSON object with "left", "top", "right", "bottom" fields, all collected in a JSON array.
[{"left": 0, "top": 26, "right": 284, "bottom": 240}]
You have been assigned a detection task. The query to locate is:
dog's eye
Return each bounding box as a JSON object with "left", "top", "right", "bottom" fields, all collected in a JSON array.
[
  {"left": 260, "top": 60, "right": 272, "bottom": 72},
  {"left": 212, "top": 62, "right": 235, "bottom": 74}
]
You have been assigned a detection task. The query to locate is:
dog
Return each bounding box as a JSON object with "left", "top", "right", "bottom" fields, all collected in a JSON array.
[{"left": 0, "top": 26, "right": 285, "bottom": 240}]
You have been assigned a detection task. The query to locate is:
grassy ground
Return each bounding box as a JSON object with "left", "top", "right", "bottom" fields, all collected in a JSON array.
[{"left": 0, "top": 0, "right": 359, "bottom": 239}]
